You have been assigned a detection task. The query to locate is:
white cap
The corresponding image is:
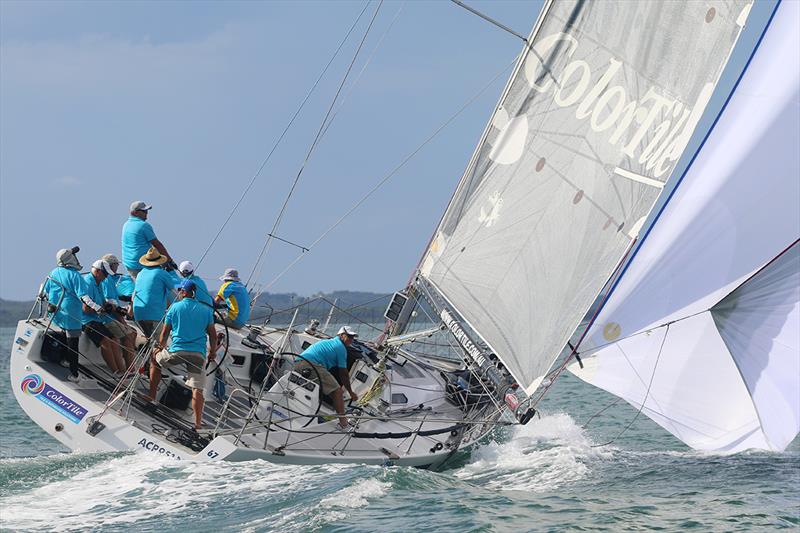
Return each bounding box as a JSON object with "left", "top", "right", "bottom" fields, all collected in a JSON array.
[
  {"left": 337, "top": 326, "right": 358, "bottom": 338},
  {"left": 91, "top": 259, "right": 114, "bottom": 277},
  {"left": 178, "top": 261, "right": 194, "bottom": 275},
  {"left": 130, "top": 200, "right": 152, "bottom": 212}
]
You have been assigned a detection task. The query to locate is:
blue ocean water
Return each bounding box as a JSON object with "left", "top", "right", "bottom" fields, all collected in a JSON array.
[{"left": 1, "top": 326, "right": 798, "bottom": 532}]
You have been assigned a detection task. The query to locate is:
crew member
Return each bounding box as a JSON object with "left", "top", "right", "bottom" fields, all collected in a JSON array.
[
  {"left": 121, "top": 201, "right": 171, "bottom": 280},
  {"left": 178, "top": 261, "right": 213, "bottom": 308},
  {"left": 214, "top": 268, "right": 250, "bottom": 329},
  {"left": 82, "top": 259, "right": 127, "bottom": 375},
  {"left": 294, "top": 326, "right": 360, "bottom": 428},
  {"left": 132, "top": 247, "right": 175, "bottom": 338},
  {"left": 42, "top": 246, "right": 89, "bottom": 382},
  {"left": 146, "top": 279, "right": 217, "bottom": 430},
  {"left": 100, "top": 253, "right": 137, "bottom": 367}
]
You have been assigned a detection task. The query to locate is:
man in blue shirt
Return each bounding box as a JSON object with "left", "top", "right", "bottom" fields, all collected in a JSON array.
[
  {"left": 214, "top": 268, "right": 250, "bottom": 329},
  {"left": 295, "top": 326, "right": 360, "bottom": 428},
  {"left": 178, "top": 261, "right": 214, "bottom": 308},
  {"left": 82, "top": 260, "right": 127, "bottom": 375},
  {"left": 100, "top": 253, "right": 137, "bottom": 368},
  {"left": 147, "top": 279, "right": 218, "bottom": 430},
  {"left": 121, "top": 201, "right": 172, "bottom": 280},
  {"left": 42, "top": 246, "right": 90, "bottom": 381},
  {"left": 132, "top": 247, "right": 175, "bottom": 339}
]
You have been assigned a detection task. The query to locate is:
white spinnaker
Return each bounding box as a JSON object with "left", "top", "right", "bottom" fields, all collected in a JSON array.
[
  {"left": 571, "top": 1, "right": 800, "bottom": 452},
  {"left": 419, "top": 0, "right": 750, "bottom": 392}
]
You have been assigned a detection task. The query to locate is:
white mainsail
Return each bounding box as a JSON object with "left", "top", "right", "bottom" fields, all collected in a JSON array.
[
  {"left": 571, "top": 0, "right": 799, "bottom": 452},
  {"left": 419, "top": 0, "right": 751, "bottom": 392}
]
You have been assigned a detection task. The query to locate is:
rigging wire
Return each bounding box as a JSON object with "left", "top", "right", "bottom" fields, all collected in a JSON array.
[
  {"left": 318, "top": 1, "right": 406, "bottom": 141},
  {"left": 246, "top": 0, "right": 385, "bottom": 289},
  {"left": 449, "top": 0, "right": 529, "bottom": 44},
  {"left": 258, "top": 52, "right": 522, "bottom": 293},
  {"left": 590, "top": 323, "right": 670, "bottom": 448},
  {"left": 192, "top": 1, "right": 372, "bottom": 272}
]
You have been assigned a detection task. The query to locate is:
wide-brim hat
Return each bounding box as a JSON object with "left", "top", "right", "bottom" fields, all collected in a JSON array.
[
  {"left": 139, "top": 246, "right": 168, "bottom": 267},
  {"left": 219, "top": 268, "right": 240, "bottom": 282}
]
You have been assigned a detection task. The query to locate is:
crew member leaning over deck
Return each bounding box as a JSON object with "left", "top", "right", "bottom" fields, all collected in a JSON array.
[
  {"left": 42, "top": 246, "right": 89, "bottom": 382},
  {"left": 214, "top": 268, "right": 250, "bottom": 329},
  {"left": 132, "top": 247, "right": 176, "bottom": 339}
]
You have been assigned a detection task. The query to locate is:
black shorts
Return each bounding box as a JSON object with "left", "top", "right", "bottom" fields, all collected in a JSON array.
[{"left": 83, "top": 321, "right": 112, "bottom": 347}]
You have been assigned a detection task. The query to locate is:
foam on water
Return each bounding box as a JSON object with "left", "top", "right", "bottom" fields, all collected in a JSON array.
[
  {"left": 454, "top": 412, "right": 614, "bottom": 492},
  {"left": 1, "top": 328, "right": 798, "bottom": 531}
]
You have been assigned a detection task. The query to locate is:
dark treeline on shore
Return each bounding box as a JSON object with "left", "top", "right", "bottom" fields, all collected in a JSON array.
[{"left": 0, "top": 291, "right": 396, "bottom": 328}]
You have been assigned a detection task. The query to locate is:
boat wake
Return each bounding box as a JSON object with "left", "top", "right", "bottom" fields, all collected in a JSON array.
[{"left": 453, "top": 412, "right": 614, "bottom": 492}]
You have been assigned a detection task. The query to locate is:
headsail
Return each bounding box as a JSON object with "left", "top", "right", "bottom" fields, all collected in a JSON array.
[
  {"left": 571, "top": 0, "right": 800, "bottom": 452},
  {"left": 418, "top": 0, "right": 751, "bottom": 392}
]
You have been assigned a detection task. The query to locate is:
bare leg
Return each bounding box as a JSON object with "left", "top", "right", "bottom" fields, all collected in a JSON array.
[
  {"left": 110, "top": 340, "right": 125, "bottom": 374},
  {"left": 121, "top": 331, "right": 136, "bottom": 368},
  {"left": 148, "top": 363, "right": 162, "bottom": 402},
  {"left": 99, "top": 339, "right": 121, "bottom": 374},
  {"left": 332, "top": 387, "right": 347, "bottom": 427},
  {"left": 192, "top": 389, "right": 204, "bottom": 429}
]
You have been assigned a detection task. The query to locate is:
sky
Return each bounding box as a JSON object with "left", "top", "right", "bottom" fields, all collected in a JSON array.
[
  {"left": 0, "top": 0, "right": 544, "bottom": 301},
  {"left": 0, "top": 0, "right": 776, "bottom": 301}
]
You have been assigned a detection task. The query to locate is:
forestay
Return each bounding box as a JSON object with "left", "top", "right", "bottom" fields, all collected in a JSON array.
[
  {"left": 419, "top": 0, "right": 751, "bottom": 392},
  {"left": 571, "top": 1, "right": 800, "bottom": 452}
]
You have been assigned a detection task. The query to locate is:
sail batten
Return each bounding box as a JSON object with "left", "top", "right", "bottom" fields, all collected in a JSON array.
[{"left": 419, "top": 0, "right": 749, "bottom": 391}]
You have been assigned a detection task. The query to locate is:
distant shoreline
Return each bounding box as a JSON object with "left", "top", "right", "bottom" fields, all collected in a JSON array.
[{"left": 0, "top": 290, "right": 396, "bottom": 328}]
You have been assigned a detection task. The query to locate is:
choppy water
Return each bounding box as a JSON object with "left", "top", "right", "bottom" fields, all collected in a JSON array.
[{"left": 1, "top": 326, "right": 798, "bottom": 531}]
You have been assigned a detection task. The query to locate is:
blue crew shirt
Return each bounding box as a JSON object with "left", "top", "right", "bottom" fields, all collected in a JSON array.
[
  {"left": 166, "top": 270, "right": 182, "bottom": 305},
  {"left": 187, "top": 274, "right": 213, "bottom": 307},
  {"left": 82, "top": 272, "right": 113, "bottom": 325},
  {"left": 112, "top": 274, "right": 135, "bottom": 299},
  {"left": 165, "top": 297, "right": 213, "bottom": 355},
  {"left": 44, "top": 266, "right": 88, "bottom": 332},
  {"left": 299, "top": 337, "right": 347, "bottom": 370},
  {"left": 101, "top": 273, "right": 120, "bottom": 304},
  {"left": 132, "top": 266, "right": 175, "bottom": 321},
  {"left": 121, "top": 216, "right": 157, "bottom": 270},
  {"left": 217, "top": 280, "right": 250, "bottom": 326}
]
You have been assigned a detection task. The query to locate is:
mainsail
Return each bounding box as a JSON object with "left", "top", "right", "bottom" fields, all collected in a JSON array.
[
  {"left": 570, "top": 0, "right": 800, "bottom": 452},
  {"left": 418, "top": 0, "right": 751, "bottom": 392}
]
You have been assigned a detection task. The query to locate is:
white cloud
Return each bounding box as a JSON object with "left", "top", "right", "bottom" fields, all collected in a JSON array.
[{"left": 52, "top": 175, "right": 83, "bottom": 187}]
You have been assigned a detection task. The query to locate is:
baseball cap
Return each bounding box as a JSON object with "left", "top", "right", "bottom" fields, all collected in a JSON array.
[
  {"left": 91, "top": 259, "right": 114, "bottom": 277},
  {"left": 130, "top": 201, "right": 152, "bottom": 212},
  {"left": 178, "top": 261, "right": 194, "bottom": 274},
  {"left": 337, "top": 326, "right": 358, "bottom": 337},
  {"left": 175, "top": 279, "right": 196, "bottom": 291}
]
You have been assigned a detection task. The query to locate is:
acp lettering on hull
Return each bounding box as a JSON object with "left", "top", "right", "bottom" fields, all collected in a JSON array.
[{"left": 136, "top": 438, "right": 182, "bottom": 460}]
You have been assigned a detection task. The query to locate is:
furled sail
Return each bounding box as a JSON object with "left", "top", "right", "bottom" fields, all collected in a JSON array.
[
  {"left": 418, "top": 0, "right": 751, "bottom": 392},
  {"left": 570, "top": 0, "right": 799, "bottom": 452}
]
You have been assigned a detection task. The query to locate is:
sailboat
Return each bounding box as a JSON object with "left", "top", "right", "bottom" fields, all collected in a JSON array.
[{"left": 9, "top": 0, "right": 798, "bottom": 466}]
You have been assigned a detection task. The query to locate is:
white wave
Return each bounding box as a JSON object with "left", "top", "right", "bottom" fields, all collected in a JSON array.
[
  {"left": 319, "top": 477, "right": 390, "bottom": 509},
  {"left": 455, "top": 412, "right": 614, "bottom": 492},
  {"left": 0, "top": 454, "right": 340, "bottom": 531}
]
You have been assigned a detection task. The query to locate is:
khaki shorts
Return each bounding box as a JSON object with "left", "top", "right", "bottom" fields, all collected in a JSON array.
[
  {"left": 155, "top": 350, "right": 207, "bottom": 390},
  {"left": 294, "top": 360, "right": 341, "bottom": 395},
  {"left": 105, "top": 320, "right": 135, "bottom": 340}
]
